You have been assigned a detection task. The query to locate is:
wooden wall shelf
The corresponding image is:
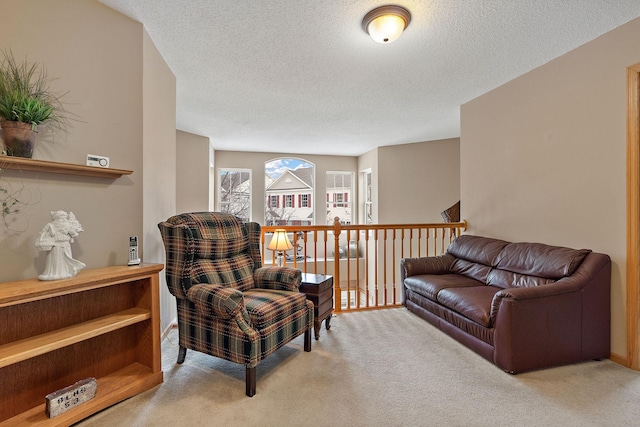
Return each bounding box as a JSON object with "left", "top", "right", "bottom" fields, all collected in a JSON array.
[
  {"left": 0, "top": 156, "right": 133, "bottom": 178},
  {"left": 0, "top": 264, "right": 163, "bottom": 426}
]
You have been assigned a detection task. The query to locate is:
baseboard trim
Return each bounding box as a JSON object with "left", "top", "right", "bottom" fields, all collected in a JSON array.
[
  {"left": 609, "top": 352, "right": 629, "bottom": 368},
  {"left": 161, "top": 321, "right": 178, "bottom": 341}
]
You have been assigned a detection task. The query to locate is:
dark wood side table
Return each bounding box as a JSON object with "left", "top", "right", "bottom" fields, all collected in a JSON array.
[{"left": 299, "top": 273, "right": 334, "bottom": 340}]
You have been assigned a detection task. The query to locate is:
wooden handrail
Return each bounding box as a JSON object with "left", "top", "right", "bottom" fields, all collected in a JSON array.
[{"left": 262, "top": 219, "right": 467, "bottom": 312}]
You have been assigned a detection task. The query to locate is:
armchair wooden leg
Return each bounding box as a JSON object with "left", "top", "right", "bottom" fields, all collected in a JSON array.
[
  {"left": 177, "top": 346, "right": 187, "bottom": 364},
  {"left": 246, "top": 366, "right": 256, "bottom": 397},
  {"left": 304, "top": 327, "right": 312, "bottom": 352}
]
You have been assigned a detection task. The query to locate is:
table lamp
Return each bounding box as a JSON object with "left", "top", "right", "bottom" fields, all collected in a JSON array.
[{"left": 268, "top": 229, "right": 293, "bottom": 267}]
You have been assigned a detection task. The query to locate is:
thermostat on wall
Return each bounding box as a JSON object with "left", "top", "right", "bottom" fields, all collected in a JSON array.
[{"left": 86, "top": 154, "right": 110, "bottom": 168}]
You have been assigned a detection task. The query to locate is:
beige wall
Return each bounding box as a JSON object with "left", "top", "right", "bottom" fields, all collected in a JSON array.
[
  {"left": 0, "top": 0, "right": 144, "bottom": 280},
  {"left": 214, "top": 142, "right": 460, "bottom": 227},
  {"left": 460, "top": 17, "right": 640, "bottom": 358},
  {"left": 176, "top": 130, "right": 211, "bottom": 214},
  {"left": 143, "top": 30, "right": 177, "bottom": 333},
  {"left": 378, "top": 138, "right": 460, "bottom": 224},
  {"left": 0, "top": 1, "right": 177, "bottom": 330},
  {"left": 214, "top": 151, "right": 358, "bottom": 225}
]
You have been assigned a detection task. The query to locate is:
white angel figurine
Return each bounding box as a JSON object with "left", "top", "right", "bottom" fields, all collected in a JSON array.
[{"left": 36, "top": 210, "right": 86, "bottom": 280}]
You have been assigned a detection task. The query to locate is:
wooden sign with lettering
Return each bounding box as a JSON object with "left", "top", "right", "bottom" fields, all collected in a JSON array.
[{"left": 45, "top": 377, "right": 97, "bottom": 418}]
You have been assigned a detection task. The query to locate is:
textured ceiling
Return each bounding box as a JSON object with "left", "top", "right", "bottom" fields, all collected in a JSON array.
[{"left": 99, "top": 0, "right": 640, "bottom": 156}]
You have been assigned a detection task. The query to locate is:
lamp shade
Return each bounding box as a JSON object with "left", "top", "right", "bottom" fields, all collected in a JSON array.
[
  {"left": 362, "top": 5, "right": 411, "bottom": 44},
  {"left": 268, "top": 229, "right": 294, "bottom": 251}
]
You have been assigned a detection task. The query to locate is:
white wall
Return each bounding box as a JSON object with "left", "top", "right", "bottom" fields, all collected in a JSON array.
[{"left": 460, "top": 17, "right": 640, "bottom": 358}]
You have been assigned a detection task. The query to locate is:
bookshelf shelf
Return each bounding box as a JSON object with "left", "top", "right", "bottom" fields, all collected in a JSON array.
[{"left": 0, "top": 264, "right": 163, "bottom": 426}]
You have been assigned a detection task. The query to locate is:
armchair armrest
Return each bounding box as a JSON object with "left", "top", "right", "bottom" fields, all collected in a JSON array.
[
  {"left": 401, "top": 253, "right": 455, "bottom": 280},
  {"left": 187, "top": 283, "right": 247, "bottom": 320},
  {"left": 254, "top": 266, "right": 302, "bottom": 292}
]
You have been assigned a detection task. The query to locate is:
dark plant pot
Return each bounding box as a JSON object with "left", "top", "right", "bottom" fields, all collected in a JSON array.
[{"left": 1, "top": 120, "right": 38, "bottom": 158}]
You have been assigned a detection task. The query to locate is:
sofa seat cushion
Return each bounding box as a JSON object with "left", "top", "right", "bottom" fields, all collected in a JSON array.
[
  {"left": 243, "top": 289, "right": 309, "bottom": 330},
  {"left": 437, "top": 285, "right": 502, "bottom": 327},
  {"left": 404, "top": 274, "right": 483, "bottom": 301}
]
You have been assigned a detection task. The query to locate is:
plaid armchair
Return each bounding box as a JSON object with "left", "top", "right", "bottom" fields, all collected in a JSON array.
[{"left": 158, "top": 212, "right": 313, "bottom": 397}]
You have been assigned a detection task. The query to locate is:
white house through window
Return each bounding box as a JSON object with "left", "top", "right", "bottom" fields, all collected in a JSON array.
[
  {"left": 265, "top": 158, "right": 315, "bottom": 226},
  {"left": 218, "top": 169, "right": 251, "bottom": 222},
  {"left": 326, "top": 171, "right": 353, "bottom": 224}
]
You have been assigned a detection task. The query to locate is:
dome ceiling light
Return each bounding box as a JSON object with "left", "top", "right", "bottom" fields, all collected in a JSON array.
[{"left": 362, "top": 5, "right": 411, "bottom": 44}]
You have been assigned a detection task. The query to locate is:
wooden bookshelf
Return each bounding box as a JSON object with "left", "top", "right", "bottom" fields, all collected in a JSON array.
[
  {"left": 0, "top": 156, "right": 133, "bottom": 178},
  {"left": 0, "top": 264, "right": 164, "bottom": 426}
]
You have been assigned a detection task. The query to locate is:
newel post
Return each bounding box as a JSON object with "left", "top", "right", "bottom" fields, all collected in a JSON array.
[{"left": 333, "top": 217, "right": 342, "bottom": 312}]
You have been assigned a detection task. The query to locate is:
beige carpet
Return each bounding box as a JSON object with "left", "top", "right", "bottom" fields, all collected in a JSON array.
[{"left": 77, "top": 308, "right": 640, "bottom": 427}]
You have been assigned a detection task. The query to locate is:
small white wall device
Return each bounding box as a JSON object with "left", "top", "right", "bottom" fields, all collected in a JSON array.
[
  {"left": 86, "top": 154, "right": 110, "bottom": 168},
  {"left": 128, "top": 236, "right": 141, "bottom": 266}
]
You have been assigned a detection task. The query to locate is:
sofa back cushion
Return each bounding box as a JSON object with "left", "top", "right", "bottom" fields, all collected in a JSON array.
[
  {"left": 486, "top": 269, "right": 555, "bottom": 288},
  {"left": 494, "top": 242, "right": 591, "bottom": 280},
  {"left": 446, "top": 235, "right": 592, "bottom": 289},
  {"left": 447, "top": 235, "right": 509, "bottom": 267},
  {"left": 450, "top": 259, "right": 493, "bottom": 283}
]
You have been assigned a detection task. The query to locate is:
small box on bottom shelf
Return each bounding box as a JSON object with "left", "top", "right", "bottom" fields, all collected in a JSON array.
[{"left": 45, "top": 377, "right": 97, "bottom": 418}]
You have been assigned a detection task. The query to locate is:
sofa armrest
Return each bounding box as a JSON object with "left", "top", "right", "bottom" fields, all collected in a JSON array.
[
  {"left": 254, "top": 266, "right": 302, "bottom": 292},
  {"left": 490, "top": 276, "right": 582, "bottom": 314},
  {"left": 401, "top": 254, "right": 455, "bottom": 279},
  {"left": 490, "top": 252, "right": 611, "bottom": 321},
  {"left": 491, "top": 252, "right": 611, "bottom": 373},
  {"left": 186, "top": 283, "right": 247, "bottom": 320}
]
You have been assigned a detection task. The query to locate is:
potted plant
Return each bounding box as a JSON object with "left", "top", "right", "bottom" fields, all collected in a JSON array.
[{"left": 0, "top": 50, "right": 68, "bottom": 158}]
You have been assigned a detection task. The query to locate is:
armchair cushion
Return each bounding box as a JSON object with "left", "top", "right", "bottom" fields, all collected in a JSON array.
[
  {"left": 184, "top": 213, "right": 250, "bottom": 259},
  {"left": 187, "top": 283, "right": 247, "bottom": 320},
  {"left": 243, "top": 289, "right": 311, "bottom": 330},
  {"left": 254, "top": 266, "right": 302, "bottom": 292},
  {"left": 192, "top": 253, "right": 255, "bottom": 291}
]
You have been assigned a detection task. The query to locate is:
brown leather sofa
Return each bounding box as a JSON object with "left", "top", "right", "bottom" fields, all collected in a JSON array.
[{"left": 400, "top": 235, "right": 611, "bottom": 373}]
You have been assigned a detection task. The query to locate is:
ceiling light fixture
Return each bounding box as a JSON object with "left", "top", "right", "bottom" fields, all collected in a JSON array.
[{"left": 362, "top": 5, "right": 411, "bottom": 44}]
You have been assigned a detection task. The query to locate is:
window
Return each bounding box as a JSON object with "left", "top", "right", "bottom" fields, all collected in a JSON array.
[
  {"left": 326, "top": 171, "right": 353, "bottom": 225},
  {"left": 363, "top": 170, "right": 373, "bottom": 224},
  {"left": 265, "top": 158, "right": 315, "bottom": 226},
  {"left": 218, "top": 169, "right": 251, "bottom": 222}
]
